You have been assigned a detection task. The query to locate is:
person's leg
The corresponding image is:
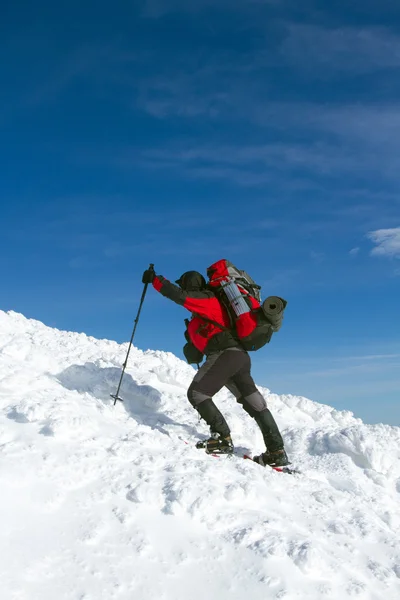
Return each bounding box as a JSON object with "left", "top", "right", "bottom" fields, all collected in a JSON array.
[
  {"left": 226, "top": 355, "right": 286, "bottom": 457},
  {"left": 187, "top": 349, "right": 248, "bottom": 438}
]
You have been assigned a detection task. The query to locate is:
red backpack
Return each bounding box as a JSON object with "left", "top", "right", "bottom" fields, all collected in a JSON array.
[{"left": 207, "top": 259, "right": 287, "bottom": 351}]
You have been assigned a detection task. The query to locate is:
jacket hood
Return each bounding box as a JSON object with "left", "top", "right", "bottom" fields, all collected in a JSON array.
[{"left": 175, "top": 271, "right": 206, "bottom": 291}]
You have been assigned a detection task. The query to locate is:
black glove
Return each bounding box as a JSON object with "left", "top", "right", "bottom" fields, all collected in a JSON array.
[{"left": 142, "top": 269, "right": 155, "bottom": 284}]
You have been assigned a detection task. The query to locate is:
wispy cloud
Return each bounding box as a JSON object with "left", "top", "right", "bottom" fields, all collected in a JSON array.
[
  {"left": 266, "top": 352, "right": 400, "bottom": 378},
  {"left": 301, "top": 361, "right": 400, "bottom": 380},
  {"left": 133, "top": 19, "right": 400, "bottom": 121},
  {"left": 264, "top": 351, "right": 400, "bottom": 367},
  {"left": 368, "top": 227, "right": 400, "bottom": 258},
  {"left": 13, "top": 11, "right": 400, "bottom": 202},
  {"left": 280, "top": 24, "right": 400, "bottom": 72},
  {"left": 135, "top": 54, "right": 261, "bottom": 120},
  {"left": 344, "top": 353, "right": 400, "bottom": 361},
  {"left": 142, "top": 0, "right": 276, "bottom": 18},
  {"left": 13, "top": 16, "right": 400, "bottom": 191},
  {"left": 119, "top": 121, "right": 400, "bottom": 187}
]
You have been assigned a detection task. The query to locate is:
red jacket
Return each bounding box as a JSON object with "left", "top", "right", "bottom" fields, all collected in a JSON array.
[{"left": 153, "top": 275, "right": 239, "bottom": 354}]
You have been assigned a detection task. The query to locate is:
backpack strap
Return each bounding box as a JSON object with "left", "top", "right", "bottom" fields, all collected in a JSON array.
[{"left": 192, "top": 313, "right": 231, "bottom": 332}]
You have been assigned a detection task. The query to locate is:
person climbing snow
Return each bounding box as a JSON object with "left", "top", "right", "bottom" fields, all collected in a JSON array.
[{"left": 141, "top": 265, "right": 290, "bottom": 468}]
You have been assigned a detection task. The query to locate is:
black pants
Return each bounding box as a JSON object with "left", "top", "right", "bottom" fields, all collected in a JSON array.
[{"left": 187, "top": 348, "right": 284, "bottom": 452}]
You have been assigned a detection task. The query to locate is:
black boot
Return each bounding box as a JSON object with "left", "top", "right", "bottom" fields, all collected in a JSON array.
[
  {"left": 196, "top": 433, "right": 234, "bottom": 454},
  {"left": 253, "top": 449, "right": 290, "bottom": 467}
]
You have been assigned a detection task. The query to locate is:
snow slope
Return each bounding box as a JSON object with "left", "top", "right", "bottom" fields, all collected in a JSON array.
[{"left": 0, "top": 310, "right": 399, "bottom": 600}]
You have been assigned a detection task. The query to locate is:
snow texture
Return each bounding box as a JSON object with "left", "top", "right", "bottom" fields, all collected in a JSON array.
[{"left": 0, "top": 309, "right": 399, "bottom": 600}]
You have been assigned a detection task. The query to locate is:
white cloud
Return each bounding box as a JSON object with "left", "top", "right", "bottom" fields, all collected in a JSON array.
[
  {"left": 130, "top": 133, "right": 400, "bottom": 186},
  {"left": 368, "top": 227, "right": 400, "bottom": 258},
  {"left": 280, "top": 24, "right": 400, "bottom": 72},
  {"left": 142, "top": 0, "right": 275, "bottom": 18},
  {"left": 349, "top": 247, "right": 360, "bottom": 256},
  {"left": 343, "top": 353, "right": 400, "bottom": 361},
  {"left": 135, "top": 24, "right": 400, "bottom": 122}
]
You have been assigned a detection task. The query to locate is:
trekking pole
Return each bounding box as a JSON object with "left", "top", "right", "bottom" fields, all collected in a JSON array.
[{"left": 110, "top": 263, "right": 155, "bottom": 406}]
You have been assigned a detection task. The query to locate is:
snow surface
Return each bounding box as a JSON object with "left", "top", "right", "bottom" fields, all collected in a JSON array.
[{"left": 0, "top": 309, "right": 399, "bottom": 600}]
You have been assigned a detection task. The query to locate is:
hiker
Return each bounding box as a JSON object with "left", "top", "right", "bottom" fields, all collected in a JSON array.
[{"left": 141, "top": 266, "right": 289, "bottom": 467}]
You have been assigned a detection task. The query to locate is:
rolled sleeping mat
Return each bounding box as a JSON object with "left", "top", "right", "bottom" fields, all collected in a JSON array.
[
  {"left": 261, "top": 296, "right": 287, "bottom": 331},
  {"left": 222, "top": 280, "right": 251, "bottom": 317}
]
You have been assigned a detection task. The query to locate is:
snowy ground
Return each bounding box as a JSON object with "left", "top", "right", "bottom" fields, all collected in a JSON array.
[{"left": 0, "top": 310, "right": 399, "bottom": 600}]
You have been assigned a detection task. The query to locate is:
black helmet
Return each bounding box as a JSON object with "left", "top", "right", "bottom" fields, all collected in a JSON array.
[{"left": 175, "top": 271, "right": 206, "bottom": 291}]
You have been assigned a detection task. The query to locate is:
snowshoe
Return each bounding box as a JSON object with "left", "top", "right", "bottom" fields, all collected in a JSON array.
[{"left": 196, "top": 433, "right": 234, "bottom": 455}]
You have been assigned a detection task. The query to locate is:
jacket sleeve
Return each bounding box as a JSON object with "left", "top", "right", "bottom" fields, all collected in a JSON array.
[
  {"left": 153, "top": 275, "right": 214, "bottom": 316},
  {"left": 153, "top": 275, "right": 187, "bottom": 305}
]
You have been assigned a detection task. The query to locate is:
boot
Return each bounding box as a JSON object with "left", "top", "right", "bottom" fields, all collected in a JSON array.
[
  {"left": 196, "top": 433, "right": 234, "bottom": 454},
  {"left": 253, "top": 448, "right": 290, "bottom": 467}
]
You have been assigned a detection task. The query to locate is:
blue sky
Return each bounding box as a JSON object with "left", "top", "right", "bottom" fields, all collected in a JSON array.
[{"left": 1, "top": 1, "right": 400, "bottom": 425}]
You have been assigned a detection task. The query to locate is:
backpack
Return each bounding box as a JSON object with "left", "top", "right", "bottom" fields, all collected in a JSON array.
[{"left": 206, "top": 259, "right": 287, "bottom": 351}]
